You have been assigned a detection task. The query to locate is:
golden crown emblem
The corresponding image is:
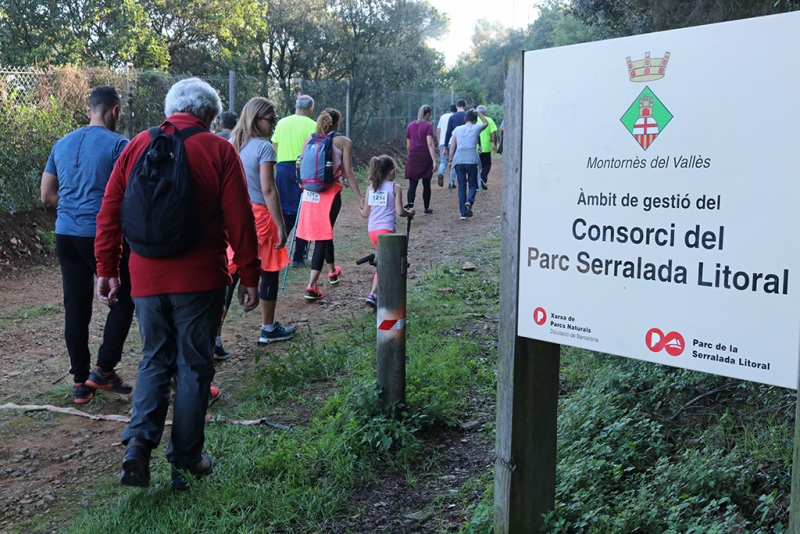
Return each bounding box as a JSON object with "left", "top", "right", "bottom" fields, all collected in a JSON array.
[{"left": 626, "top": 52, "right": 670, "bottom": 82}]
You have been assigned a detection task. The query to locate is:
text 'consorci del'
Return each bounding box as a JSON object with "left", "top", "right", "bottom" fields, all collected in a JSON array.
[{"left": 525, "top": 210, "right": 789, "bottom": 295}]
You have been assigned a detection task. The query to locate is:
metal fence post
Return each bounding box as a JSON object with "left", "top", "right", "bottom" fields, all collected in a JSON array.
[
  {"left": 382, "top": 83, "right": 389, "bottom": 143},
  {"left": 228, "top": 70, "right": 236, "bottom": 112},
  {"left": 376, "top": 233, "right": 407, "bottom": 410},
  {"left": 346, "top": 79, "right": 351, "bottom": 139},
  {"left": 124, "top": 63, "right": 133, "bottom": 139}
]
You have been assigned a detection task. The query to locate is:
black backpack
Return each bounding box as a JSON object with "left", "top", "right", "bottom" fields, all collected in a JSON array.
[{"left": 120, "top": 122, "right": 217, "bottom": 258}]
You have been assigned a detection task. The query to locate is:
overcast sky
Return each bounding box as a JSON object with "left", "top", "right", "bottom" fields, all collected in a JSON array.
[{"left": 429, "top": 0, "right": 541, "bottom": 65}]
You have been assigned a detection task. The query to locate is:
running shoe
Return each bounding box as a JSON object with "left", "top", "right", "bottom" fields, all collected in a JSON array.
[
  {"left": 328, "top": 266, "right": 342, "bottom": 284},
  {"left": 460, "top": 216, "right": 467, "bottom": 221},
  {"left": 365, "top": 293, "right": 377, "bottom": 308},
  {"left": 305, "top": 285, "right": 324, "bottom": 300},
  {"left": 85, "top": 366, "right": 132, "bottom": 394},
  {"left": 213, "top": 344, "right": 230, "bottom": 361},
  {"left": 404, "top": 203, "right": 414, "bottom": 210},
  {"left": 258, "top": 322, "right": 297, "bottom": 344},
  {"left": 171, "top": 454, "right": 214, "bottom": 491},
  {"left": 481, "top": 180, "right": 488, "bottom": 191},
  {"left": 73, "top": 382, "right": 96, "bottom": 404},
  {"left": 424, "top": 208, "right": 433, "bottom": 215},
  {"left": 437, "top": 173, "right": 444, "bottom": 187},
  {"left": 209, "top": 385, "right": 221, "bottom": 406},
  {"left": 464, "top": 203, "right": 473, "bottom": 218}
]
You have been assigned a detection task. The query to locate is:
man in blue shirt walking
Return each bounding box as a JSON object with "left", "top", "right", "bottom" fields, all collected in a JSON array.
[{"left": 40, "top": 86, "right": 135, "bottom": 404}]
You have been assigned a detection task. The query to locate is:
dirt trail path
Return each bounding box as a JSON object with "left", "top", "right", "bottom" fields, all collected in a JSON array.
[{"left": 0, "top": 158, "right": 504, "bottom": 533}]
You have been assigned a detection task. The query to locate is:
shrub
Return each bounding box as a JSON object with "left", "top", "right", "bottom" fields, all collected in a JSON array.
[{"left": 0, "top": 98, "right": 77, "bottom": 211}]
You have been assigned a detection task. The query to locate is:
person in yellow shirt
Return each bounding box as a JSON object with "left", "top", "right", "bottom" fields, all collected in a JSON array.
[
  {"left": 476, "top": 105, "right": 498, "bottom": 190},
  {"left": 272, "top": 95, "right": 317, "bottom": 266}
]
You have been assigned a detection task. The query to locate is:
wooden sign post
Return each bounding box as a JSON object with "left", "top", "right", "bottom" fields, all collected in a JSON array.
[{"left": 494, "top": 52, "right": 560, "bottom": 534}]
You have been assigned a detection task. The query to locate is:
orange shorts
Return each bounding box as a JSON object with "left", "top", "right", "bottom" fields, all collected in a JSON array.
[{"left": 369, "top": 229, "right": 392, "bottom": 248}]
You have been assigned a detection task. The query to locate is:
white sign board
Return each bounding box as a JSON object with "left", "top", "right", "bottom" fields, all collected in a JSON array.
[{"left": 517, "top": 13, "right": 800, "bottom": 389}]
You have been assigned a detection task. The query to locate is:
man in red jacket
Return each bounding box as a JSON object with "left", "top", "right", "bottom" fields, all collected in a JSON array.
[{"left": 95, "top": 78, "right": 262, "bottom": 490}]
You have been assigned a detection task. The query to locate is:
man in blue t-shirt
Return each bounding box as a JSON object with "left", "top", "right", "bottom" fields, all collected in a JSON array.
[{"left": 40, "top": 86, "right": 135, "bottom": 404}]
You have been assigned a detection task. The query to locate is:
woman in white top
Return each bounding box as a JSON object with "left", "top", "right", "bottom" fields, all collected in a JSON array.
[{"left": 449, "top": 109, "right": 488, "bottom": 220}]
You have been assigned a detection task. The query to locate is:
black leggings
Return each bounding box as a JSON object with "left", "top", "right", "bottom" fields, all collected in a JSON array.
[
  {"left": 407, "top": 178, "right": 431, "bottom": 209},
  {"left": 259, "top": 271, "right": 279, "bottom": 302},
  {"left": 311, "top": 192, "right": 342, "bottom": 271}
]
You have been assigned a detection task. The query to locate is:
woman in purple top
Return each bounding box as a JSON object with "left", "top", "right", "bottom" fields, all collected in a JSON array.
[{"left": 404, "top": 105, "right": 437, "bottom": 214}]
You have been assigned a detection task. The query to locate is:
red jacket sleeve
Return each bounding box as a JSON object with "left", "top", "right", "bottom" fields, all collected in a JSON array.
[{"left": 95, "top": 137, "right": 140, "bottom": 278}]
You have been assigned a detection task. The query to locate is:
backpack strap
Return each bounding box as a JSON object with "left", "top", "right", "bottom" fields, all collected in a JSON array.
[
  {"left": 175, "top": 126, "right": 207, "bottom": 141},
  {"left": 150, "top": 121, "right": 207, "bottom": 140}
]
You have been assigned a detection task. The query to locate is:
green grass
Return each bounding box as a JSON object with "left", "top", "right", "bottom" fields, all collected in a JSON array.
[
  {"left": 0, "top": 303, "right": 61, "bottom": 331},
  {"left": 63, "top": 234, "right": 501, "bottom": 533}
]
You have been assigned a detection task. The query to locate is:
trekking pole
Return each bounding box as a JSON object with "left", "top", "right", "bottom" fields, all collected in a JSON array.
[{"left": 281, "top": 197, "right": 303, "bottom": 292}]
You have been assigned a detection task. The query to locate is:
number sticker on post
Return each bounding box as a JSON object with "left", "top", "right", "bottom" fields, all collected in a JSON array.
[
  {"left": 369, "top": 190, "right": 388, "bottom": 207},
  {"left": 302, "top": 190, "right": 321, "bottom": 204}
]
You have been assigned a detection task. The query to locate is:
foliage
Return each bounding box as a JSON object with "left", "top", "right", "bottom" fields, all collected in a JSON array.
[
  {"left": 0, "top": 98, "right": 76, "bottom": 211},
  {"left": 0, "top": 0, "right": 267, "bottom": 72},
  {"left": 452, "top": 1, "right": 597, "bottom": 105},
  {"left": 466, "top": 346, "right": 793, "bottom": 532},
  {"left": 570, "top": 0, "right": 798, "bottom": 39}
]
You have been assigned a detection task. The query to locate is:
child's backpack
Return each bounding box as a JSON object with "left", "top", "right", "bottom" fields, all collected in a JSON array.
[
  {"left": 120, "top": 122, "right": 219, "bottom": 258},
  {"left": 298, "top": 132, "right": 341, "bottom": 192}
]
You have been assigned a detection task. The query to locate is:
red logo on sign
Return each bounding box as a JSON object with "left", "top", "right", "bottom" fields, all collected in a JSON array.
[
  {"left": 645, "top": 328, "right": 685, "bottom": 356},
  {"left": 533, "top": 307, "right": 547, "bottom": 326}
]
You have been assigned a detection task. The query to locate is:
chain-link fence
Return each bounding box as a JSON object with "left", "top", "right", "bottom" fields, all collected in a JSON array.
[
  {"left": 0, "top": 65, "right": 488, "bottom": 211},
  {"left": 1, "top": 66, "right": 477, "bottom": 143}
]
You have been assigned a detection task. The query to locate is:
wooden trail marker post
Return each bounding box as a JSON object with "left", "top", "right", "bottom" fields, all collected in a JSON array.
[
  {"left": 496, "top": 12, "right": 800, "bottom": 533},
  {"left": 376, "top": 233, "right": 407, "bottom": 410}
]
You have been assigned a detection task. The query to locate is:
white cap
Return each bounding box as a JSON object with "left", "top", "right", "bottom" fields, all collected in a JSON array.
[{"left": 476, "top": 105, "right": 487, "bottom": 112}]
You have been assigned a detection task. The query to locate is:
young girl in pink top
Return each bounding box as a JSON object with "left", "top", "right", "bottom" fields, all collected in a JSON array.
[{"left": 359, "top": 156, "right": 415, "bottom": 307}]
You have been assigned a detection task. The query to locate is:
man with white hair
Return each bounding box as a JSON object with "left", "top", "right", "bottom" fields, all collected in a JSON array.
[
  {"left": 95, "top": 78, "right": 262, "bottom": 490},
  {"left": 272, "top": 94, "right": 316, "bottom": 266}
]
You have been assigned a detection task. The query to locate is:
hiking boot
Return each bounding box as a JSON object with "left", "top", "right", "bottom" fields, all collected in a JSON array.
[
  {"left": 305, "top": 285, "right": 323, "bottom": 300},
  {"left": 258, "top": 322, "right": 297, "bottom": 344},
  {"left": 365, "top": 293, "right": 377, "bottom": 309},
  {"left": 85, "top": 366, "right": 133, "bottom": 395},
  {"left": 121, "top": 439, "right": 152, "bottom": 487},
  {"left": 213, "top": 344, "right": 230, "bottom": 361},
  {"left": 171, "top": 454, "right": 214, "bottom": 491},
  {"left": 464, "top": 203, "right": 473, "bottom": 218},
  {"left": 328, "top": 266, "right": 342, "bottom": 284},
  {"left": 424, "top": 208, "right": 434, "bottom": 215},
  {"left": 73, "top": 382, "right": 96, "bottom": 404},
  {"left": 437, "top": 173, "right": 444, "bottom": 187},
  {"left": 209, "top": 385, "right": 221, "bottom": 406}
]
